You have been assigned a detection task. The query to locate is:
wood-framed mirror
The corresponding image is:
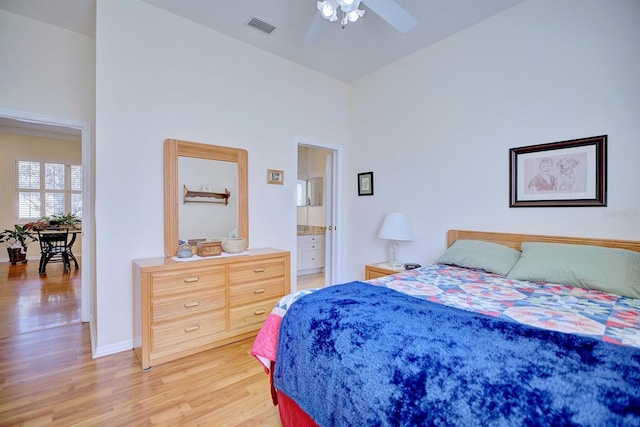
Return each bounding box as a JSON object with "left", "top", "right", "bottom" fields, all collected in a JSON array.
[{"left": 164, "top": 139, "right": 248, "bottom": 257}]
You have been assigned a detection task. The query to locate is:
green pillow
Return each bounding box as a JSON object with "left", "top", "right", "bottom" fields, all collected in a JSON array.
[
  {"left": 434, "top": 239, "right": 521, "bottom": 276},
  {"left": 507, "top": 242, "right": 640, "bottom": 299}
]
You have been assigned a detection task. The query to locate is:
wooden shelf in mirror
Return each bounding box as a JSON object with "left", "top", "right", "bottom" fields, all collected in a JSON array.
[{"left": 183, "top": 185, "right": 230, "bottom": 205}]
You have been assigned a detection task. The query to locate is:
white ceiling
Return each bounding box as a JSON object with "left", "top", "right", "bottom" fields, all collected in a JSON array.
[{"left": 0, "top": 0, "right": 524, "bottom": 82}]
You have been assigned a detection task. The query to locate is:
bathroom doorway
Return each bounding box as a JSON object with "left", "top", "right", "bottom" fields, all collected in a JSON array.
[{"left": 296, "top": 143, "right": 340, "bottom": 290}]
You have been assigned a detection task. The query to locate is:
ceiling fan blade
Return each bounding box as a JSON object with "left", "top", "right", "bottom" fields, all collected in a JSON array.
[
  {"left": 305, "top": 12, "right": 330, "bottom": 44},
  {"left": 362, "top": 0, "right": 416, "bottom": 33}
]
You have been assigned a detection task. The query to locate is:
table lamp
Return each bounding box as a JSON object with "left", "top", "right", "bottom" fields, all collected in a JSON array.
[{"left": 377, "top": 212, "right": 412, "bottom": 268}]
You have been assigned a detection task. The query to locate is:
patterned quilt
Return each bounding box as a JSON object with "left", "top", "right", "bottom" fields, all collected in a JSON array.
[{"left": 251, "top": 264, "right": 640, "bottom": 371}]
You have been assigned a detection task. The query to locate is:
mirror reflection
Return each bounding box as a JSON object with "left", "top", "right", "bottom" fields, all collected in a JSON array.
[
  {"left": 179, "top": 157, "right": 238, "bottom": 241},
  {"left": 297, "top": 177, "right": 322, "bottom": 207},
  {"left": 308, "top": 177, "right": 322, "bottom": 206}
]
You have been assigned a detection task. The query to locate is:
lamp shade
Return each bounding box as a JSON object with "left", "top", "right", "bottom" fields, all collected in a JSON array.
[{"left": 377, "top": 212, "right": 412, "bottom": 241}]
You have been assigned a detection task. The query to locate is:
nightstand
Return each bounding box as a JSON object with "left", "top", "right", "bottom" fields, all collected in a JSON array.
[{"left": 365, "top": 262, "right": 407, "bottom": 280}]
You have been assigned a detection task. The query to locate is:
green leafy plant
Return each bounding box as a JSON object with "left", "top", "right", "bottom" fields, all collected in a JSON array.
[
  {"left": 0, "top": 224, "right": 38, "bottom": 249},
  {"left": 48, "top": 213, "right": 81, "bottom": 226}
]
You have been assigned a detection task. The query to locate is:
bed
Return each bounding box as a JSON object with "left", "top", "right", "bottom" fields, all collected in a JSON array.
[{"left": 251, "top": 230, "right": 640, "bottom": 426}]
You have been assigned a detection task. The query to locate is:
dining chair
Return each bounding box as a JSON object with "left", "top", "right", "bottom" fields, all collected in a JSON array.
[{"left": 37, "top": 229, "right": 73, "bottom": 275}]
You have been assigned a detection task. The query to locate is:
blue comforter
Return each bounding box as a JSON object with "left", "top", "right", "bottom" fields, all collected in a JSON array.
[{"left": 274, "top": 282, "right": 640, "bottom": 427}]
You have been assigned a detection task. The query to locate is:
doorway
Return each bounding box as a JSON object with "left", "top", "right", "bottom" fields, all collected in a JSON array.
[
  {"left": 0, "top": 108, "right": 92, "bottom": 330},
  {"left": 296, "top": 142, "right": 341, "bottom": 290}
]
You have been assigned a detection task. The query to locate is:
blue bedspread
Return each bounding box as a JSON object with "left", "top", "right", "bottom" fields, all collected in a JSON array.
[{"left": 274, "top": 282, "right": 640, "bottom": 427}]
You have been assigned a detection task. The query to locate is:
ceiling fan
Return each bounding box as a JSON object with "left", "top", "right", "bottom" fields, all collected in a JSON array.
[{"left": 305, "top": 0, "right": 416, "bottom": 44}]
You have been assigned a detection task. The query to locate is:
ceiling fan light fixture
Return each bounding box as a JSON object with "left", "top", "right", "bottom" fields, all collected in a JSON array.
[
  {"left": 337, "top": 0, "right": 357, "bottom": 10},
  {"left": 347, "top": 9, "right": 365, "bottom": 23},
  {"left": 317, "top": 1, "right": 338, "bottom": 21},
  {"left": 309, "top": 0, "right": 416, "bottom": 40},
  {"left": 337, "top": 0, "right": 362, "bottom": 13}
]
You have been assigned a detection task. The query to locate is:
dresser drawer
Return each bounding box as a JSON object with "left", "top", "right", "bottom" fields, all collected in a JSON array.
[
  {"left": 298, "top": 234, "right": 324, "bottom": 243},
  {"left": 229, "top": 277, "right": 285, "bottom": 307},
  {"left": 151, "top": 267, "right": 226, "bottom": 297},
  {"left": 228, "top": 257, "right": 286, "bottom": 284},
  {"left": 302, "top": 250, "right": 323, "bottom": 268},
  {"left": 152, "top": 287, "right": 225, "bottom": 322},
  {"left": 302, "top": 241, "right": 322, "bottom": 251},
  {"left": 152, "top": 310, "right": 226, "bottom": 353},
  {"left": 229, "top": 297, "right": 281, "bottom": 333}
]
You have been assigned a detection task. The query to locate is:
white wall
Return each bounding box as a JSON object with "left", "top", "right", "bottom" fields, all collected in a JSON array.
[
  {"left": 94, "top": 0, "right": 349, "bottom": 352},
  {"left": 345, "top": 0, "right": 640, "bottom": 280},
  {"left": 0, "top": 11, "right": 95, "bottom": 120}
]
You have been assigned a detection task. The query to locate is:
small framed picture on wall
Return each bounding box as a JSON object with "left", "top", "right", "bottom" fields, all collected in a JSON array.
[
  {"left": 267, "top": 169, "right": 284, "bottom": 185},
  {"left": 358, "top": 171, "right": 374, "bottom": 196}
]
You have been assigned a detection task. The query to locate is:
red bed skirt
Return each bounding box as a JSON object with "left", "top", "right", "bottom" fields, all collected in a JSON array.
[
  {"left": 277, "top": 390, "right": 319, "bottom": 427},
  {"left": 269, "top": 361, "right": 318, "bottom": 426}
]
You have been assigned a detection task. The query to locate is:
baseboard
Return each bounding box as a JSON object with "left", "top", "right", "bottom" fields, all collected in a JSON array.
[
  {"left": 93, "top": 339, "right": 133, "bottom": 358},
  {"left": 90, "top": 316, "right": 134, "bottom": 358},
  {"left": 0, "top": 255, "right": 40, "bottom": 263},
  {"left": 90, "top": 315, "right": 97, "bottom": 357}
]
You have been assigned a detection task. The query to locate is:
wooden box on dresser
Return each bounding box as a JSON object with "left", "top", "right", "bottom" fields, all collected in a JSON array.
[{"left": 133, "top": 248, "right": 290, "bottom": 369}]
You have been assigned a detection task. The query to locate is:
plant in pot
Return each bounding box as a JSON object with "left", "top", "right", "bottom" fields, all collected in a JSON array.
[
  {"left": 47, "top": 213, "right": 81, "bottom": 229},
  {"left": 0, "top": 225, "right": 38, "bottom": 265}
]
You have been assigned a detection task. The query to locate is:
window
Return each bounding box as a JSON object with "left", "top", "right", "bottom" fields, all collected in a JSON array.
[{"left": 16, "top": 159, "right": 82, "bottom": 221}]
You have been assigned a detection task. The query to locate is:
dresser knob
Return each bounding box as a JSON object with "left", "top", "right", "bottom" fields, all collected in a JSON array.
[
  {"left": 183, "top": 276, "right": 199, "bottom": 283},
  {"left": 184, "top": 301, "right": 200, "bottom": 308},
  {"left": 253, "top": 288, "right": 265, "bottom": 294},
  {"left": 253, "top": 309, "right": 266, "bottom": 316},
  {"left": 253, "top": 267, "right": 266, "bottom": 273},
  {"left": 184, "top": 325, "right": 200, "bottom": 333}
]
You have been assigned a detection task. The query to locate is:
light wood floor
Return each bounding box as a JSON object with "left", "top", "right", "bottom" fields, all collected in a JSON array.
[
  {"left": 0, "top": 260, "right": 282, "bottom": 426},
  {"left": 0, "top": 259, "right": 81, "bottom": 339},
  {"left": 297, "top": 272, "right": 324, "bottom": 290}
]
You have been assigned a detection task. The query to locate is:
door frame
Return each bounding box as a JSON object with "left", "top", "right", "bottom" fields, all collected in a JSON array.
[
  {"left": 0, "top": 107, "right": 93, "bottom": 323},
  {"left": 296, "top": 138, "right": 343, "bottom": 288}
]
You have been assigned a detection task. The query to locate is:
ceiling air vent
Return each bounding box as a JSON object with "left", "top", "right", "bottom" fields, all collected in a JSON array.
[{"left": 247, "top": 17, "right": 276, "bottom": 35}]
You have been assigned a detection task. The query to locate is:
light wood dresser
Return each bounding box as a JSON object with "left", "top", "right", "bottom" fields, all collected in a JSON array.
[{"left": 133, "top": 248, "right": 290, "bottom": 369}]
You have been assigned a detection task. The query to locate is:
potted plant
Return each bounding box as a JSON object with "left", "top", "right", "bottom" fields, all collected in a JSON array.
[
  {"left": 0, "top": 225, "right": 39, "bottom": 265},
  {"left": 47, "top": 213, "right": 81, "bottom": 229}
]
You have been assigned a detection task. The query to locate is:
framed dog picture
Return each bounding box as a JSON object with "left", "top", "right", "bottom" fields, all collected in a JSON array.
[{"left": 509, "top": 135, "right": 607, "bottom": 207}]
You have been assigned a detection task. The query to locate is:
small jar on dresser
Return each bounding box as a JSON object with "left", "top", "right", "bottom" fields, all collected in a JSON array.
[{"left": 133, "top": 248, "right": 290, "bottom": 369}]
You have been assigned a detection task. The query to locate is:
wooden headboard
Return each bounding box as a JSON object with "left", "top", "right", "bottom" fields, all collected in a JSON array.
[{"left": 447, "top": 230, "right": 640, "bottom": 253}]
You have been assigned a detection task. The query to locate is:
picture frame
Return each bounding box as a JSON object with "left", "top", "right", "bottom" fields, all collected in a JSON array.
[
  {"left": 509, "top": 135, "right": 607, "bottom": 207},
  {"left": 267, "top": 169, "right": 284, "bottom": 185},
  {"left": 358, "top": 171, "right": 374, "bottom": 196}
]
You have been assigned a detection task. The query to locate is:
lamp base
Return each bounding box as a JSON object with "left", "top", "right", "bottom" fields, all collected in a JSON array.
[{"left": 387, "top": 240, "right": 402, "bottom": 269}]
